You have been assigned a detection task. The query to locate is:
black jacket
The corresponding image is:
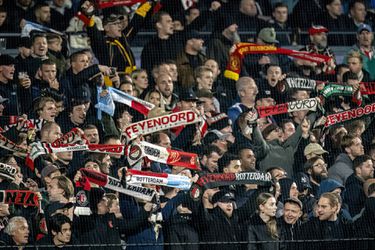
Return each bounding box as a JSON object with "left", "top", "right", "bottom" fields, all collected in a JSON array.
[
  {"left": 343, "top": 174, "right": 366, "bottom": 217},
  {"left": 199, "top": 207, "right": 242, "bottom": 250},
  {"left": 247, "top": 214, "right": 280, "bottom": 250},
  {"left": 296, "top": 217, "right": 353, "bottom": 250},
  {"left": 277, "top": 218, "right": 302, "bottom": 250},
  {"left": 75, "top": 211, "right": 149, "bottom": 250}
]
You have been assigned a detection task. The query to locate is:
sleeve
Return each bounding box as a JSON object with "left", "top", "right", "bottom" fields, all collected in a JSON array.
[
  {"left": 247, "top": 225, "right": 258, "bottom": 250},
  {"left": 101, "top": 112, "right": 121, "bottom": 138},
  {"left": 86, "top": 20, "right": 110, "bottom": 65},
  {"left": 116, "top": 209, "right": 150, "bottom": 235},
  {"left": 124, "top": 1, "right": 153, "bottom": 42},
  {"left": 252, "top": 125, "right": 270, "bottom": 160}
]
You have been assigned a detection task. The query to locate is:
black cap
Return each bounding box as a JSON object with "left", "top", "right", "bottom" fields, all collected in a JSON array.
[
  {"left": 185, "top": 30, "right": 204, "bottom": 41},
  {"left": 214, "top": 14, "right": 236, "bottom": 32},
  {"left": 295, "top": 172, "right": 312, "bottom": 192},
  {"left": 179, "top": 88, "right": 199, "bottom": 102},
  {"left": 203, "top": 130, "right": 229, "bottom": 145},
  {"left": 211, "top": 190, "right": 235, "bottom": 203},
  {"left": 102, "top": 7, "right": 120, "bottom": 25},
  {"left": 261, "top": 123, "right": 279, "bottom": 139},
  {"left": 0, "top": 54, "right": 16, "bottom": 66}
]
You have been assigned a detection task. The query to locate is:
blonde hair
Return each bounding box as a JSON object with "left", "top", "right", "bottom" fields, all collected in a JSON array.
[
  {"left": 257, "top": 192, "right": 279, "bottom": 239},
  {"left": 347, "top": 50, "right": 363, "bottom": 63}
]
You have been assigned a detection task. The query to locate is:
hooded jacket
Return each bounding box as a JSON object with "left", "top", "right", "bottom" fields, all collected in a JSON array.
[
  {"left": 343, "top": 174, "right": 366, "bottom": 217},
  {"left": 328, "top": 153, "right": 353, "bottom": 185}
]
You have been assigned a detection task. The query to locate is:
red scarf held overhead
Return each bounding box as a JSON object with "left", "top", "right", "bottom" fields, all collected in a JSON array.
[
  {"left": 0, "top": 190, "right": 39, "bottom": 207},
  {"left": 224, "top": 43, "right": 332, "bottom": 81}
]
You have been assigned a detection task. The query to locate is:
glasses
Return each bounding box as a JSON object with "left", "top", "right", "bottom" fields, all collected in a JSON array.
[{"left": 313, "top": 163, "right": 327, "bottom": 168}]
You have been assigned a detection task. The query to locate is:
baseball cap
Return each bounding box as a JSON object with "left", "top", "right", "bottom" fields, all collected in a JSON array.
[
  {"left": 308, "top": 25, "right": 329, "bottom": 35},
  {"left": 284, "top": 197, "right": 303, "bottom": 210},
  {"left": 357, "top": 23, "right": 372, "bottom": 34},
  {"left": 211, "top": 190, "right": 235, "bottom": 203},
  {"left": 258, "top": 27, "right": 279, "bottom": 44},
  {"left": 178, "top": 88, "right": 199, "bottom": 102},
  {"left": 0, "top": 54, "right": 16, "bottom": 66},
  {"left": 102, "top": 7, "right": 120, "bottom": 25},
  {"left": 261, "top": 123, "right": 279, "bottom": 139},
  {"left": 0, "top": 95, "right": 9, "bottom": 104},
  {"left": 304, "top": 143, "right": 328, "bottom": 157},
  {"left": 185, "top": 30, "right": 204, "bottom": 41},
  {"left": 18, "top": 37, "right": 32, "bottom": 48},
  {"left": 41, "top": 164, "right": 60, "bottom": 179},
  {"left": 203, "top": 129, "right": 230, "bottom": 145},
  {"left": 295, "top": 172, "right": 312, "bottom": 192}
]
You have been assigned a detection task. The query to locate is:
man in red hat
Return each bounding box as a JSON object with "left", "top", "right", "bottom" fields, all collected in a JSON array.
[{"left": 293, "top": 25, "right": 336, "bottom": 81}]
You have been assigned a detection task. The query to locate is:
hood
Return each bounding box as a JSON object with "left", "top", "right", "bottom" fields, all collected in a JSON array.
[
  {"left": 317, "top": 178, "right": 344, "bottom": 198},
  {"left": 334, "top": 153, "right": 353, "bottom": 166},
  {"left": 279, "top": 178, "right": 295, "bottom": 203}
]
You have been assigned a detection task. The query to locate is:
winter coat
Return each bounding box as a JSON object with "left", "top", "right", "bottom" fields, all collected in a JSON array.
[
  {"left": 175, "top": 51, "right": 206, "bottom": 88},
  {"left": 199, "top": 207, "right": 242, "bottom": 250},
  {"left": 277, "top": 218, "right": 302, "bottom": 250},
  {"left": 75, "top": 211, "right": 149, "bottom": 250},
  {"left": 344, "top": 174, "right": 366, "bottom": 217},
  {"left": 247, "top": 214, "right": 280, "bottom": 250},
  {"left": 253, "top": 112, "right": 316, "bottom": 175},
  {"left": 296, "top": 217, "right": 353, "bottom": 250},
  {"left": 328, "top": 153, "right": 353, "bottom": 185}
]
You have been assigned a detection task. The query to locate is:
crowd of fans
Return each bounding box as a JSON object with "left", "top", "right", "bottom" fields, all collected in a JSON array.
[{"left": 0, "top": 0, "right": 374, "bottom": 249}]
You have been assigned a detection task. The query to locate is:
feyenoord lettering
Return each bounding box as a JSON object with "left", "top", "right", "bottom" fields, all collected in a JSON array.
[
  {"left": 0, "top": 163, "right": 17, "bottom": 180},
  {"left": 258, "top": 98, "right": 318, "bottom": 118},
  {"left": 0, "top": 190, "right": 39, "bottom": 207},
  {"left": 235, "top": 172, "right": 272, "bottom": 182},
  {"left": 325, "top": 103, "right": 375, "bottom": 127},
  {"left": 123, "top": 111, "right": 200, "bottom": 140}
]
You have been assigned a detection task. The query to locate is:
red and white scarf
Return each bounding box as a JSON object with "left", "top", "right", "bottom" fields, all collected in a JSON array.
[
  {"left": 325, "top": 102, "right": 375, "bottom": 127},
  {"left": 257, "top": 98, "right": 319, "bottom": 118},
  {"left": 123, "top": 110, "right": 201, "bottom": 141}
]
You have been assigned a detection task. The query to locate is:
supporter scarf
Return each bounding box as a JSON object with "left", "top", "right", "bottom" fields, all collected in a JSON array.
[
  {"left": 0, "top": 133, "right": 28, "bottom": 156},
  {"left": 257, "top": 98, "right": 319, "bottom": 118},
  {"left": 0, "top": 190, "right": 39, "bottom": 207},
  {"left": 126, "top": 169, "right": 192, "bottom": 190},
  {"left": 325, "top": 102, "right": 375, "bottom": 127},
  {"left": 97, "top": 0, "right": 146, "bottom": 9},
  {"left": 0, "top": 117, "right": 45, "bottom": 133},
  {"left": 96, "top": 86, "right": 155, "bottom": 119},
  {"left": 26, "top": 128, "right": 88, "bottom": 170},
  {"left": 127, "top": 141, "right": 200, "bottom": 170},
  {"left": 284, "top": 78, "right": 323, "bottom": 91},
  {"left": 190, "top": 171, "right": 272, "bottom": 201},
  {"left": 360, "top": 82, "right": 375, "bottom": 95},
  {"left": 321, "top": 84, "right": 353, "bottom": 99},
  {"left": 79, "top": 169, "right": 156, "bottom": 202},
  {"left": 0, "top": 163, "right": 17, "bottom": 181},
  {"left": 224, "top": 43, "right": 332, "bottom": 81},
  {"left": 27, "top": 142, "right": 126, "bottom": 170},
  {"left": 123, "top": 110, "right": 201, "bottom": 141},
  {"left": 22, "top": 20, "right": 63, "bottom": 37}
]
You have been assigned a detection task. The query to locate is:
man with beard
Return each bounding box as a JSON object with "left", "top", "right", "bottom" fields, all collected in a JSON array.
[
  {"left": 344, "top": 155, "right": 374, "bottom": 217},
  {"left": 34, "top": 3, "right": 51, "bottom": 27},
  {"left": 304, "top": 156, "right": 329, "bottom": 197},
  {"left": 329, "top": 134, "right": 365, "bottom": 184},
  {"left": 294, "top": 25, "right": 336, "bottom": 81},
  {"left": 0, "top": 54, "right": 18, "bottom": 115},
  {"left": 207, "top": 18, "right": 240, "bottom": 72},
  {"left": 176, "top": 30, "right": 206, "bottom": 89},
  {"left": 155, "top": 73, "right": 178, "bottom": 111}
]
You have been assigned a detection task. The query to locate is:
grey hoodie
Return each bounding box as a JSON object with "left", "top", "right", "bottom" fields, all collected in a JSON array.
[{"left": 328, "top": 153, "right": 353, "bottom": 185}]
